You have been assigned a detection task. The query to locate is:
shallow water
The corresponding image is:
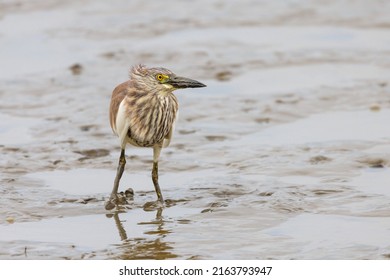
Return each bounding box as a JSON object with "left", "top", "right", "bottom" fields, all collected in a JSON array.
[{"left": 1, "top": 0, "right": 390, "bottom": 259}]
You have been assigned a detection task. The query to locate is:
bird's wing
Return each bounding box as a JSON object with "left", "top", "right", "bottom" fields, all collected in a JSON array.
[
  {"left": 116, "top": 97, "right": 131, "bottom": 149},
  {"left": 110, "top": 81, "right": 130, "bottom": 134}
]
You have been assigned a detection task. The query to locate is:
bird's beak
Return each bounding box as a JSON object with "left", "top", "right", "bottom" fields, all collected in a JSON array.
[{"left": 168, "top": 76, "right": 206, "bottom": 89}]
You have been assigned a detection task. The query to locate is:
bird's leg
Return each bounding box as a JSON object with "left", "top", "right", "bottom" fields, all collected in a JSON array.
[
  {"left": 152, "top": 144, "right": 164, "bottom": 204},
  {"left": 105, "top": 149, "right": 126, "bottom": 210}
]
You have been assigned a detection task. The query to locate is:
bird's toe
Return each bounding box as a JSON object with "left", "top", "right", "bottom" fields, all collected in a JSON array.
[
  {"left": 105, "top": 200, "right": 117, "bottom": 211},
  {"left": 143, "top": 200, "right": 164, "bottom": 211}
]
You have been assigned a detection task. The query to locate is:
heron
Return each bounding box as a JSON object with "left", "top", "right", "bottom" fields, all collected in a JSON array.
[{"left": 106, "top": 64, "right": 206, "bottom": 210}]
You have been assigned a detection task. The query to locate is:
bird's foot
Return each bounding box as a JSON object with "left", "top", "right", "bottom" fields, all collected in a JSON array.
[
  {"left": 143, "top": 199, "right": 164, "bottom": 211},
  {"left": 105, "top": 188, "right": 134, "bottom": 211},
  {"left": 104, "top": 198, "right": 116, "bottom": 211}
]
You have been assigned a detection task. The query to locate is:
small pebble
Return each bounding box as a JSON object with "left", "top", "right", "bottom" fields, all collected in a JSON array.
[
  {"left": 370, "top": 103, "right": 381, "bottom": 111},
  {"left": 69, "top": 63, "right": 83, "bottom": 75},
  {"left": 215, "top": 71, "right": 232, "bottom": 81}
]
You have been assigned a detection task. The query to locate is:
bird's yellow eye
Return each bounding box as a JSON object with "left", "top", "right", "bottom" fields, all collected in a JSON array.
[{"left": 156, "top": 74, "right": 164, "bottom": 81}]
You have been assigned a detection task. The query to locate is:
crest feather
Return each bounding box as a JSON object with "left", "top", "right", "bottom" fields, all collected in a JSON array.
[{"left": 130, "top": 64, "right": 148, "bottom": 78}]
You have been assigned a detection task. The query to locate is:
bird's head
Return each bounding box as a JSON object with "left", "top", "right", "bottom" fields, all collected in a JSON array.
[{"left": 130, "top": 64, "right": 206, "bottom": 94}]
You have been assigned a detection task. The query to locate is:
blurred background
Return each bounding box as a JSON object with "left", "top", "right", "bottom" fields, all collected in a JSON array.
[{"left": 1, "top": 0, "right": 390, "bottom": 259}]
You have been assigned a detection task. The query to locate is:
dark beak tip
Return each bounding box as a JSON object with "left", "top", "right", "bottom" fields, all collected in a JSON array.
[{"left": 195, "top": 82, "right": 206, "bottom": 88}]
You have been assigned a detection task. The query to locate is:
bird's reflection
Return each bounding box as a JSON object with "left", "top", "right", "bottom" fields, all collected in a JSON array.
[
  {"left": 112, "top": 211, "right": 128, "bottom": 241},
  {"left": 107, "top": 207, "right": 178, "bottom": 259}
]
